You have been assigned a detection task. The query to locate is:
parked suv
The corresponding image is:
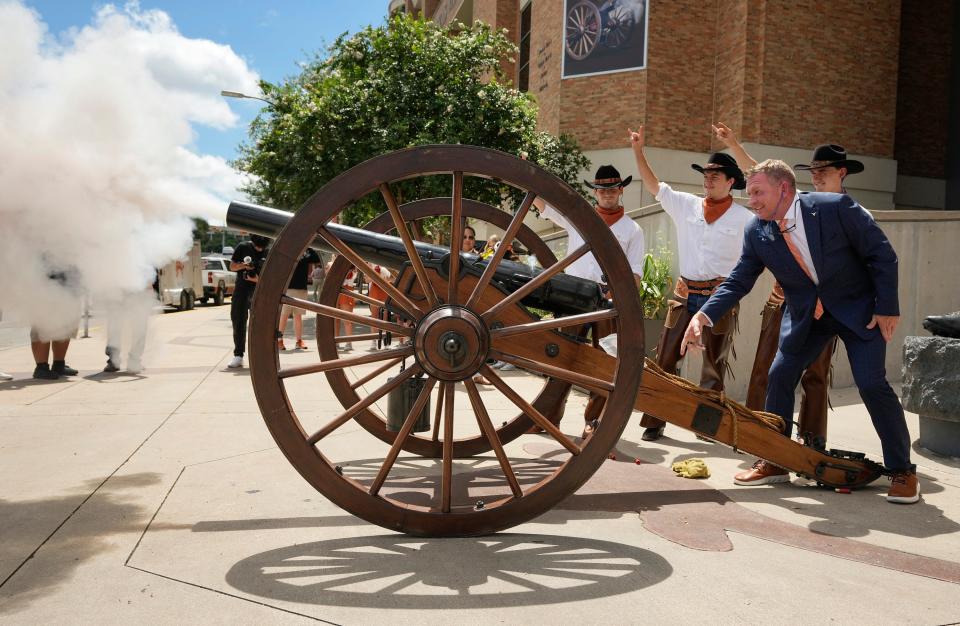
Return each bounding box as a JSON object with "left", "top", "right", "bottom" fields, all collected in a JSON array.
[{"left": 200, "top": 255, "right": 235, "bottom": 305}]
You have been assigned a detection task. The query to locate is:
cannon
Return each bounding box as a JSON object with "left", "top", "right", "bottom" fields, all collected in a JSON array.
[{"left": 228, "top": 145, "right": 884, "bottom": 537}]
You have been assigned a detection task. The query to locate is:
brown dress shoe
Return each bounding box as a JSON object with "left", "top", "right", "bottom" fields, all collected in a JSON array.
[
  {"left": 886, "top": 471, "right": 920, "bottom": 504},
  {"left": 734, "top": 460, "right": 789, "bottom": 486}
]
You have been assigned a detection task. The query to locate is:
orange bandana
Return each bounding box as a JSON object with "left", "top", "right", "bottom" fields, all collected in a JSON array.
[
  {"left": 596, "top": 204, "right": 624, "bottom": 226},
  {"left": 703, "top": 195, "right": 733, "bottom": 224}
]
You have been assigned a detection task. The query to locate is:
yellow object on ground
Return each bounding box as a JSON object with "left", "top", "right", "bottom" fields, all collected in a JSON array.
[{"left": 672, "top": 458, "right": 711, "bottom": 479}]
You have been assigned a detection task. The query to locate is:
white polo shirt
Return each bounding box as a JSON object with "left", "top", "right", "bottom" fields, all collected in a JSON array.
[
  {"left": 540, "top": 204, "right": 646, "bottom": 282},
  {"left": 656, "top": 182, "right": 752, "bottom": 280}
]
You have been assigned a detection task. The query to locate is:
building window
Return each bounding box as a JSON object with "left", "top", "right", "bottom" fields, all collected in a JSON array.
[{"left": 518, "top": 2, "right": 532, "bottom": 92}]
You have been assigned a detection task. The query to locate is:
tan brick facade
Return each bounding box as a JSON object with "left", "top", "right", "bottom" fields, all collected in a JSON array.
[
  {"left": 406, "top": 0, "right": 956, "bottom": 207},
  {"left": 896, "top": 0, "right": 954, "bottom": 178}
]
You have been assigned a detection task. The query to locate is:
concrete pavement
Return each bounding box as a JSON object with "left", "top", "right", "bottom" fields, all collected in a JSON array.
[{"left": 1, "top": 303, "right": 958, "bottom": 624}]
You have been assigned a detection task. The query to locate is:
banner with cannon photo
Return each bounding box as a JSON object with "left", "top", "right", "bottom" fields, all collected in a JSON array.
[{"left": 562, "top": 0, "right": 648, "bottom": 79}]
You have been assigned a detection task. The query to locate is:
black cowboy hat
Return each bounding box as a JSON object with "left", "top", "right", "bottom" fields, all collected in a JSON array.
[
  {"left": 794, "top": 144, "right": 864, "bottom": 174},
  {"left": 584, "top": 164, "right": 632, "bottom": 189},
  {"left": 691, "top": 152, "right": 746, "bottom": 190}
]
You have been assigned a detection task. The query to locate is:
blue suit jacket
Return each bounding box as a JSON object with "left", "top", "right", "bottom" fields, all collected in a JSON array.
[{"left": 700, "top": 192, "right": 899, "bottom": 354}]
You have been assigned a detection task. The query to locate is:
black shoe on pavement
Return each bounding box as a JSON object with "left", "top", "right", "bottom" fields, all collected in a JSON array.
[
  {"left": 33, "top": 363, "right": 60, "bottom": 380},
  {"left": 641, "top": 425, "right": 665, "bottom": 441},
  {"left": 52, "top": 360, "right": 78, "bottom": 376},
  {"left": 103, "top": 360, "right": 120, "bottom": 373}
]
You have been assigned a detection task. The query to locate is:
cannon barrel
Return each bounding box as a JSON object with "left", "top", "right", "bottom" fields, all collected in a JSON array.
[{"left": 227, "top": 200, "right": 608, "bottom": 315}]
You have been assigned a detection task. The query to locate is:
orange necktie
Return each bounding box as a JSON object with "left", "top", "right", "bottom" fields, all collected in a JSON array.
[{"left": 777, "top": 219, "right": 823, "bottom": 319}]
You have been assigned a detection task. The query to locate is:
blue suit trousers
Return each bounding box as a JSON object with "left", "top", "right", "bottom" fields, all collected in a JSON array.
[{"left": 766, "top": 311, "right": 913, "bottom": 472}]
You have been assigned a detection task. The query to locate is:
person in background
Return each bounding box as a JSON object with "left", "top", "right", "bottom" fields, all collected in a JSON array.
[
  {"left": 277, "top": 247, "right": 321, "bottom": 351},
  {"left": 366, "top": 264, "right": 394, "bottom": 351},
  {"left": 462, "top": 225, "right": 477, "bottom": 254},
  {"left": 228, "top": 234, "right": 269, "bottom": 369},
  {"left": 31, "top": 266, "right": 82, "bottom": 380},
  {"left": 104, "top": 281, "right": 155, "bottom": 374}
]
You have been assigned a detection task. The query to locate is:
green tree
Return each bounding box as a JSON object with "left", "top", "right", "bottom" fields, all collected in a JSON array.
[{"left": 235, "top": 14, "right": 590, "bottom": 234}]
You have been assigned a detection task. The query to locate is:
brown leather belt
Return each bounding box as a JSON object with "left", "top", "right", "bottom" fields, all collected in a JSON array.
[{"left": 676, "top": 276, "right": 725, "bottom": 298}]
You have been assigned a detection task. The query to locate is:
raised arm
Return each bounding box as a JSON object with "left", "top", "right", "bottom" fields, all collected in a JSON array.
[
  {"left": 628, "top": 126, "right": 660, "bottom": 191},
  {"left": 712, "top": 122, "right": 757, "bottom": 169}
]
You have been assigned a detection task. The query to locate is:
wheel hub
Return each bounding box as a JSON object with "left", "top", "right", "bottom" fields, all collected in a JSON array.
[{"left": 413, "top": 306, "right": 489, "bottom": 381}]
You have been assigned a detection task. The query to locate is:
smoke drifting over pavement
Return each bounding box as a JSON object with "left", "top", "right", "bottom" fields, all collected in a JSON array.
[{"left": 0, "top": 1, "right": 259, "bottom": 338}]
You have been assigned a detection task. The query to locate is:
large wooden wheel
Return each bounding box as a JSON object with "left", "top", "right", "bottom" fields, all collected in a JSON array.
[
  {"left": 565, "top": 1, "right": 601, "bottom": 61},
  {"left": 249, "top": 145, "right": 644, "bottom": 536},
  {"left": 319, "top": 197, "right": 575, "bottom": 458}
]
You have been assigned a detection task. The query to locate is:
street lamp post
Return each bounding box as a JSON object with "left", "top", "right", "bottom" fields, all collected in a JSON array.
[{"left": 220, "top": 90, "right": 273, "bottom": 106}]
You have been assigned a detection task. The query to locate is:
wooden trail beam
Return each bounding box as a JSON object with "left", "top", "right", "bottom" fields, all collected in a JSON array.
[{"left": 490, "top": 326, "right": 884, "bottom": 489}]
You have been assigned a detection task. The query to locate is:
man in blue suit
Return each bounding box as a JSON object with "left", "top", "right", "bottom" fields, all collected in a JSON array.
[{"left": 681, "top": 159, "right": 919, "bottom": 504}]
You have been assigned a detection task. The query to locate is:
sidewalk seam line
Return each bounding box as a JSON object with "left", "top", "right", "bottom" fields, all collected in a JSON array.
[
  {"left": 0, "top": 353, "right": 221, "bottom": 591},
  {"left": 123, "top": 564, "right": 338, "bottom": 624}
]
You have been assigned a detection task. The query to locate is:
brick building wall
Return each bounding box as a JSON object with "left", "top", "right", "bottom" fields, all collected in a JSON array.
[
  {"left": 474, "top": 0, "right": 520, "bottom": 80},
  {"left": 529, "top": 0, "right": 562, "bottom": 134},
  {"left": 895, "top": 0, "right": 954, "bottom": 178},
  {"left": 755, "top": 0, "right": 901, "bottom": 158},
  {"left": 408, "top": 0, "right": 956, "bottom": 208}
]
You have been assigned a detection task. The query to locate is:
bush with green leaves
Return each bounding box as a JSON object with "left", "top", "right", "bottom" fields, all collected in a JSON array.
[
  {"left": 638, "top": 249, "right": 674, "bottom": 319},
  {"left": 235, "top": 14, "right": 590, "bottom": 235}
]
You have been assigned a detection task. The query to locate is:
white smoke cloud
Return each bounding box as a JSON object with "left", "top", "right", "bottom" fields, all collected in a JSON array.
[{"left": 0, "top": 1, "right": 258, "bottom": 339}]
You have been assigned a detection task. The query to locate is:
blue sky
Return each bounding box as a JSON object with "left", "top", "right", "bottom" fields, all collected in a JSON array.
[{"left": 24, "top": 0, "right": 390, "bottom": 163}]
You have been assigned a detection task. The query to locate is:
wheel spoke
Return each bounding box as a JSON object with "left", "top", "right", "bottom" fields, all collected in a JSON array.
[
  {"left": 379, "top": 183, "right": 439, "bottom": 308},
  {"left": 490, "top": 308, "right": 618, "bottom": 339},
  {"left": 431, "top": 382, "right": 445, "bottom": 442},
  {"left": 282, "top": 295, "right": 412, "bottom": 337},
  {"left": 350, "top": 356, "right": 404, "bottom": 390},
  {"left": 447, "top": 171, "right": 464, "bottom": 305},
  {"left": 464, "top": 379, "right": 523, "bottom": 498},
  {"left": 481, "top": 243, "right": 591, "bottom": 322},
  {"left": 335, "top": 333, "right": 380, "bottom": 343},
  {"left": 279, "top": 345, "right": 413, "bottom": 380},
  {"left": 306, "top": 364, "right": 422, "bottom": 444},
  {"left": 464, "top": 191, "right": 537, "bottom": 310},
  {"left": 369, "top": 377, "right": 438, "bottom": 496},
  {"left": 340, "top": 287, "right": 384, "bottom": 310},
  {"left": 480, "top": 364, "right": 581, "bottom": 455},
  {"left": 441, "top": 381, "right": 455, "bottom": 512},
  {"left": 489, "top": 349, "right": 613, "bottom": 394},
  {"left": 317, "top": 225, "right": 425, "bottom": 320}
]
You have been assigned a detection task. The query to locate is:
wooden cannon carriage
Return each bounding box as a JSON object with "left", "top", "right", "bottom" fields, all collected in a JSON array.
[{"left": 227, "top": 145, "right": 885, "bottom": 537}]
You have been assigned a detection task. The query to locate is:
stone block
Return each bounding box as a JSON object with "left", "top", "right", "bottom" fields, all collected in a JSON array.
[{"left": 902, "top": 336, "right": 960, "bottom": 457}]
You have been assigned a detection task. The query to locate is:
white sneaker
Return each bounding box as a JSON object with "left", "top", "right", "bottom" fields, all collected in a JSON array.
[
  {"left": 342, "top": 343, "right": 353, "bottom": 352},
  {"left": 127, "top": 360, "right": 143, "bottom": 374},
  {"left": 227, "top": 356, "right": 244, "bottom": 368},
  {"left": 0, "top": 371, "right": 12, "bottom": 381}
]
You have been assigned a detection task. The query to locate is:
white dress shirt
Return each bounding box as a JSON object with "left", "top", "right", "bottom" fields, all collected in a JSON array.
[
  {"left": 779, "top": 193, "right": 819, "bottom": 284},
  {"left": 540, "top": 204, "right": 646, "bottom": 282},
  {"left": 656, "top": 182, "right": 753, "bottom": 280}
]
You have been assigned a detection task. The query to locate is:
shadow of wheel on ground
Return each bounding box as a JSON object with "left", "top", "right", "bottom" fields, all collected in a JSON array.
[{"left": 225, "top": 533, "right": 671, "bottom": 609}]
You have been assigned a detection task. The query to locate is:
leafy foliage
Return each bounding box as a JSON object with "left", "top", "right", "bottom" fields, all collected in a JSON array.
[
  {"left": 234, "top": 15, "right": 590, "bottom": 231},
  {"left": 638, "top": 248, "right": 673, "bottom": 319}
]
